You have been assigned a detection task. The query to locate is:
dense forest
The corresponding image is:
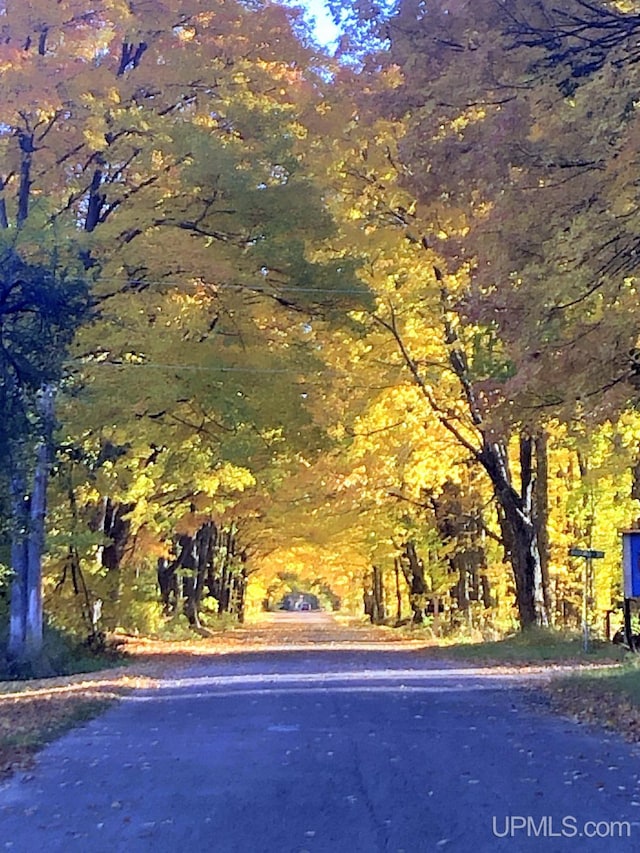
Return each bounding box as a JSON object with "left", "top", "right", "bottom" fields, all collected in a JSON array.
[{"left": 2, "top": 0, "right": 640, "bottom": 666}]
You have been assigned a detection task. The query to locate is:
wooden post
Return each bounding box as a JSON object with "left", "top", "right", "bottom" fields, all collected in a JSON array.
[{"left": 624, "top": 598, "right": 634, "bottom": 650}]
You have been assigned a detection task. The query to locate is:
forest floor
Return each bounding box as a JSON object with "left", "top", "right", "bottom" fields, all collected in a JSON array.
[{"left": 0, "top": 613, "right": 638, "bottom": 780}]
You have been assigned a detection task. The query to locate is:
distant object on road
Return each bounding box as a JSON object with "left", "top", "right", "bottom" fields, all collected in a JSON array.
[{"left": 279, "top": 593, "right": 320, "bottom": 612}]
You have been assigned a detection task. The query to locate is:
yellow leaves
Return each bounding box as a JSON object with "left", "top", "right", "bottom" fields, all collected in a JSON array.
[
  {"left": 0, "top": 45, "right": 25, "bottom": 74},
  {"left": 433, "top": 105, "right": 488, "bottom": 142},
  {"left": 196, "top": 463, "right": 255, "bottom": 498},
  {"left": 193, "top": 113, "right": 218, "bottom": 129},
  {"left": 151, "top": 149, "right": 167, "bottom": 171},
  {"left": 381, "top": 64, "right": 404, "bottom": 89},
  {"left": 83, "top": 117, "right": 107, "bottom": 150},
  {"left": 176, "top": 25, "right": 196, "bottom": 43}
]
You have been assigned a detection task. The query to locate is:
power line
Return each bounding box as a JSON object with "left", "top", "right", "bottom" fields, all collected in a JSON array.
[
  {"left": 64, "top": 359, "right": 356, "bottom": 377},
  {"left": 89, "top": 279, "right": 372, "bottom": 296},
  {"left": 71, "top": 361, "right": 311, "bottom": 374}
]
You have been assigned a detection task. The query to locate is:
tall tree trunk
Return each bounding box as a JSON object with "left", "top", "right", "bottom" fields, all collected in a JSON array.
[
  {"left": 372, "top": 564, "right": 385, "bottom": 623},
  {"left": 401, "top": 541, "right": 428, "bottom": 624},
  {"left": 480, "top": 573, "right": 492, "bottom": 608},
  {"left": 479, "top": 436, "right": 547, "bottom": 628},
  {"left": 394, "top": 558, "right": 402, "bottom": 623},
  {"left": 236, "top": 563, "right": 247, "bottom": 624},
  {"left": 8, "top": 385, "right": 54, "bottom": 663},
  {"left": 454, "top": 555, "right": 470, "bottom": 616},
  {"left": 157, "top": 556, "right": 178, "bottom": 615},
  {"left": 365, "top": 565, "right": 386, "bottom": 624},
  {"left": 382, "top": 274, "right": 548, "bottom": 629},
  {"left": 95, "top": 498, "right": 134, "bottom": 628},
  {"left": 17, "top": 131, "right": 34, "bottom": 228},
  {"left": 178, "top": 534, "right": 200, "bottom": 628},
  {"left": 8, "top": 468, "right": 29, "bottom": 659},
  {"left": 217, "top": 529, "right": 234, "bottom": 614},
  {"left": 535, "top": 430, "right": 552, "bottom": 622}
]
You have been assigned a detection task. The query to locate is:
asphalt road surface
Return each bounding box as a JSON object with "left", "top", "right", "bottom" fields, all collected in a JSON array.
[{"left": 2, "top": 613, "right": 640, "bottom": 852}]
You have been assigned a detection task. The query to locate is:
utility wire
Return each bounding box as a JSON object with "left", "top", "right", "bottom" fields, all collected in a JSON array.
[
  {"left": 88, "top": 280, "right": 372, "bottom": 295},
  {"left": 67, "top": 361, "right": 317, "bottom": 374}
]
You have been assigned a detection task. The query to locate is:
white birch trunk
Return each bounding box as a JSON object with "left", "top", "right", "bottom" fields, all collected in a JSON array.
[
  {"left": 7, "top": 384, "right": 55, "bottom": 662},
  {"left": 24, "top": 385, "right": 55, "bottom": 657},
  {"left": 8, "top": 471, "right": 28, "bottom": 658}
]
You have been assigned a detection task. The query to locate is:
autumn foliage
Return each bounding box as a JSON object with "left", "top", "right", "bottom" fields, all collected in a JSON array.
[{"left": 1, "top": 0, "right": 640, "bottom": 664}]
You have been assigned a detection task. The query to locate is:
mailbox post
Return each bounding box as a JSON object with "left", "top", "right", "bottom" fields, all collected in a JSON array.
[{"left": 569, "top": 547, "right": 605, "bottom": 652}]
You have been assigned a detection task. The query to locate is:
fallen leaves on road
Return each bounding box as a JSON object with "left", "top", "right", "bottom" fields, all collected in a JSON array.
[
  {"left": 0, "top": 644, "right": 184, "bottom": 780},
  {"left": 0, "top": 620, "right": 400, "bottom": 780},
  {"left": 545, "top": 680, "right": 640, "bottom": 743},
  {"left": 2, "top": 619, "right": 629, "bottom": 784}
]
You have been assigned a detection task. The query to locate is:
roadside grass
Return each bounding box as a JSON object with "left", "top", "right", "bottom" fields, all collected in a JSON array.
[
  {"left": 432, "top": 628, "right": 626, "bottom": 665},
  {"left": 546, "top": 660, "right": 640, "bottom": 742}
]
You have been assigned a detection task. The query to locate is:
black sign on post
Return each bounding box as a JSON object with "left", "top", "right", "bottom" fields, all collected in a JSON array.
[
  {"left": 569, "top": 546, "right": 605, "bottom": 652},
  {"left": 568, "top": 548, "right": 605, "bottom": 559}
]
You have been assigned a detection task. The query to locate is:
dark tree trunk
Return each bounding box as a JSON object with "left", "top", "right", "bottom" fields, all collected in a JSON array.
[
  {"left": 195, "top": 522, "right": 216, "bottom": 606},
  {"left": 394, "top": 558, "right": 402, "bottom": 623},
  {"left": 372, "top": 564, "right": 385, "bottom": 623},
  {"left": 85, "top": 168, "right": 106, "bottom": 232},
  {"left": 17, "top": 131, "right": 34, "bottom": 228},
  {"left": 117, "top": 41, "right": 148, "bottom": 76},
  {"left": 454, "top": 554, "right": 470, "bottom": 615},
  {"left": 217, "top": 529, "right": 234, "bottom": 614},
  {"left": 180, "top": 527, "right": 215, "bottom": 629},
  {"left": 390, "top": 276, "right": 547, "bottom": 630},
  {"left": 159, "top": 521, "right": 245, "bottom": 627},
  {"left": 365, "top": 565, "right": 386, "bottom": 624},
  {"left": 93, "top": 498, "right": 134, "bottom": 627},
  {"left": 401, "top": 541, "right": 428, "bottom": 624},
  {"left": 480, "top": 573, "right": 492, "bottom": 608},
  {"left": 363, "top": 577, "right": 374, "bottom": 620},
  {"left": 157, "top": 557, "right": 178, "bottom": 615},
  {"left": 236, "top": 565, "right": 247, "bottom": 623},
  {"left": 479, "top": 436, "right": 547, "bottom": 628},
  {"left": 100, "top": 499, "right": 134, "bottom": 571}
]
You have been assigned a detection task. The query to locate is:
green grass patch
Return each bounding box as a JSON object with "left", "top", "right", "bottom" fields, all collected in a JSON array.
[
  {"left": 545, "top": 660, "right": 640, "bottom": 741},
  {"left": 555, "top": 661, "right": 640, "bottom": 703},
  {"left": 434, "top": 628, "right": 626, "bottom": 665}
]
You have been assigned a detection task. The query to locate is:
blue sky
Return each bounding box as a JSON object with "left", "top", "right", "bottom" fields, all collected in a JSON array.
[{"left": 296, "top": 0, "right": 341, "bottom": 45}]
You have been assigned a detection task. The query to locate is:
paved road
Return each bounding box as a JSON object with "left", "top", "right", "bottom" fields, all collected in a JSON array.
[{"left": 1, "top": 614, "right": 640, "bottom": 852}]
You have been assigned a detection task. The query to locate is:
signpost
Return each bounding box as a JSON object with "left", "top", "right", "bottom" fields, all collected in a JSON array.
[{"left": 568, "top": 547, "right": 605, "bottom": 652}]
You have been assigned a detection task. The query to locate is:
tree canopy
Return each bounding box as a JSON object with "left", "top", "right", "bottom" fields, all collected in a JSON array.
[{"left": 2, "top": 0, "right": 640, "bottom": 663}]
